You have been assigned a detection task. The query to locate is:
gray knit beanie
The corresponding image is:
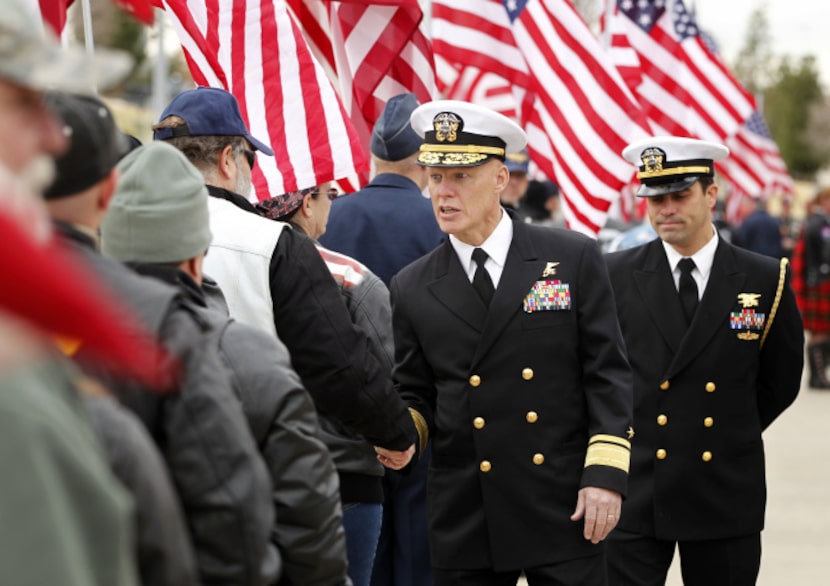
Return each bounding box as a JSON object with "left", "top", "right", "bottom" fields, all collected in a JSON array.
[{"left": 102, "top": 141, "right": 212, "bottom": 264}]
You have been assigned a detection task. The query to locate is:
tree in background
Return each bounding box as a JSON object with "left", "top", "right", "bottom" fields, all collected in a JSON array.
[
  {"left": 765, "top": 56, "right": 826, "bottom": 178},
  {"left": 733, "top": 5, "right": 773, "bottom": 96},
  {"left": 730, "top": 4, "right": 829, "bottom": 179}
]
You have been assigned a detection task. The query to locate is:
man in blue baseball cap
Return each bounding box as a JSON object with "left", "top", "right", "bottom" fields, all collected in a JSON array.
[{"left": 154, "top": 87, "right": 419, "bottom": 584}]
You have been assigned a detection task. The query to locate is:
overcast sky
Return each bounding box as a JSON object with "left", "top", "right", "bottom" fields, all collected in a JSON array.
[{"left": 692, "top": 0, "right": 829, "bottom": 86}]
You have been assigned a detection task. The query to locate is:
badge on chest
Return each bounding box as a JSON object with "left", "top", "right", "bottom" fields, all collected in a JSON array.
[
  {"left": 524, "top": 263, "right": 571, "bottom": 313},
  {"left": 730, "top": 292, "right": 765, "bottom": 341}
]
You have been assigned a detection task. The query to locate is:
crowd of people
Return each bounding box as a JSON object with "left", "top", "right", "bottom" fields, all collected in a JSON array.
[{"left": 0, "top": 0, "right": 819, "bottom": 584}]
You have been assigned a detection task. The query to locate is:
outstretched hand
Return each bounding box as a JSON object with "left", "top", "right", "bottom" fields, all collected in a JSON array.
[{"left": 375, "top": 443, "right": 416, "bottom": 470}]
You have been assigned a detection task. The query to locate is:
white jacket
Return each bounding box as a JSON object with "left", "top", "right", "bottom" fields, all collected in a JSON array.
[{"left": 204, "top": 196, "right": 285, "bottom": 338}]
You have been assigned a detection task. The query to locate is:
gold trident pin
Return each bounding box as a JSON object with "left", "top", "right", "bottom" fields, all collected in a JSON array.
[
  {"left": 737, "top": 293, "right": 761, "bottom": 308},
  {"left": 542, "top": 262, "right": 559, "bottom": 277}
]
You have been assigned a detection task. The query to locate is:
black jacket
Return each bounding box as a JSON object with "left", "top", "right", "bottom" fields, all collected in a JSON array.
[
  {"left": 136, "top": 265, "right": 350, "bottom": 586},
  {"left": 391, "top": 219, "right": 633, "bottom": 571},
  {"left": 206, "top": 187, "right": 416, "bottom": 452},
  {"left": 84, "top": 395, "right": 199, "bottom": 586},
  {"left": 605, "top": 238, "right": 803, "bottom": 540},
  {"left": 56, "top": 221, "right": 279, "bottom": 586}
]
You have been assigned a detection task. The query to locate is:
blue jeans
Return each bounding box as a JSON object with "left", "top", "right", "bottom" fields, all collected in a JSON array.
[{"left": 343, "top": 502, "right": 383, "bottom": 586}]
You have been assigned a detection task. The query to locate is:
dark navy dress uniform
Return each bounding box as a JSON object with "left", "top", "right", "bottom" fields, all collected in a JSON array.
[
  {"left": 605, "top": 136, "right": 804, "bottom": 586},
  {"left": 392, "top": 218, "right": 634, "bottom": 576}
]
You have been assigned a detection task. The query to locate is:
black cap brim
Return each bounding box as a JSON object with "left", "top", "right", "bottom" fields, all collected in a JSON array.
[{"left": 636, "top": 176, "right": 700, "bottom": 197}]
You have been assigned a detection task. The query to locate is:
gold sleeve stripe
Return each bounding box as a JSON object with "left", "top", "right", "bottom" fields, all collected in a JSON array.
[
  {"left": 588, "top": 434, "right": 631, "bottom": 451},
  {"left": 584, "top": 442, "right": 630, "bottom": 473},
  {"left": 760, "top": 257, "right": 788, "bottom": 350},
  {"left": 409, "top": 407, "right": 429, "bottom": 455}
]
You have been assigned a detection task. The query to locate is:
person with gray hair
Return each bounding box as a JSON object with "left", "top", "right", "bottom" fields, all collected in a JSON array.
[
  {"left": 153, "top": 87, "right": 417, "bottom": 470},
  {"left": 102, "top": 140, "right": 352, "bottom": 586}
]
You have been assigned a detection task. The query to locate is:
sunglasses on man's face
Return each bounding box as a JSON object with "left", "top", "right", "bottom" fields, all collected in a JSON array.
[
  {"left": 312, "top": 187, "right": 339, "bottom": 201},
  {"left": 240, "top": 148, "right": 256, "bottom": 170}
]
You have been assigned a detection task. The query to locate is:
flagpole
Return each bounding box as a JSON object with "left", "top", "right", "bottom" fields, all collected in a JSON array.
[
  {"left": 80, "top": 0, "right": 97, "bottom": 93},
  {"left": 602, "top": 0, "right": 613, "bottom": 49},
  {"left": 151, "top": 8, "right": 169, "bottom": 120}
]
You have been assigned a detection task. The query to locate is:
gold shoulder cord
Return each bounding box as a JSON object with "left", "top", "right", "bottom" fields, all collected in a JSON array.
[{"left": 760, "top": 257, "right": 788, "bottom": 349}]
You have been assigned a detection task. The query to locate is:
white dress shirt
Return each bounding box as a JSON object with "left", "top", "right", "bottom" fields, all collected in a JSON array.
[
  {"left": 450, "top": 208, "right": 513, "bottom": 289},
  {"left": 661, "top": 226, "right": 719, "bottom": 300}
]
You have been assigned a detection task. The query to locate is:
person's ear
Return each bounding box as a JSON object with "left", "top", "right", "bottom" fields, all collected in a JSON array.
[
  {"left": 704, "top": 181, "right": 719, "bottom": 210},
  {"left": 494, "top": 162, "right": 509, "bottom": 194},
  {"left": 301, "top": 193, "right": 314, "bottom": 218},
  {"left": 97, "top": 169, "right": 120, "bottom": 211},
  {"left": 217, "top": 144, "right": 236, "bottom": 180}
]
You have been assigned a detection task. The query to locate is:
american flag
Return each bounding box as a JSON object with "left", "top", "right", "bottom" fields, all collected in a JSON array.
[
  {"left": 609, "top": 0, "right": 755, "bottom": 141},
  {"left": 433, "top": 0, "right": 651, "bottom": 236},
  {"left": 434, "top": 61, "right": 518, "bottom": 121},
  {"left": 288, "top": 1, "right": 436, "bottom": 166},
  {"left": 720, "top": 111, "right": 794, "bottom": 199},
  {"left": 160, "top": 0, "right": 369, "bottom": 199}
]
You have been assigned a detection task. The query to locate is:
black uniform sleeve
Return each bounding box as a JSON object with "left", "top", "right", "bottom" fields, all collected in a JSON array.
[
  {"left": 389, "top": 272, "right": 436, "bottom": 459},
  {"left": 269, "top": 229, "right": 416, "bottom": 450},
  {"left": 573, "top": 239, "right": 634, "bottom": 496}
]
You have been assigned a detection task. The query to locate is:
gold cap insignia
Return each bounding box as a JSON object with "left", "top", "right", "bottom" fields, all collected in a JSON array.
[
  {"left": 542, "top": 261, "right": 560, "bottom": 277},
  {"left": 737, "top": 293, "right": 761, "bottom": 308},
  {"left": 627, "top": 426, "right": 635, "bottom": 439},
  {"left": 640, "top": 147, "right": 665, "bottom": 174},
  {"left": 433, "top": 112, "right": 461, "bottom": 143}
]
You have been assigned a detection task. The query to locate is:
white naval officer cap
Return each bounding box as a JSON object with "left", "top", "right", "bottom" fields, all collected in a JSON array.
[
  {"left": 410, "top": 100, "right": 527, "bottom": 167},
  {"left": 622, "top": 136, "right": 729, "bottom": 197}
]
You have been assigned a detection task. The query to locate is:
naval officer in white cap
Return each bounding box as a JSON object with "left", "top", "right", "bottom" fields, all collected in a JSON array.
[
  {"left": 377, "top": 100, "right": 634, "bottom": 585},
  {"left": 604, "top": 136, "right": 803, "bottom": 585}
]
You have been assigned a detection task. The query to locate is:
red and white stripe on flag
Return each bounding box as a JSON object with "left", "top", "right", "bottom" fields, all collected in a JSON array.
[
  {"left": 161, "top": 0, "right": 369, "bottom": 200},
  {"left": 608, "top": 0, "right": 755, "bottom": 141},
  {"left": 288, "top": 1, "right": 436, "bottom": 162},
  {"left": 433, "top": 0, "right": 650, "bottom": 236},
  {"left": 434, "top": 60, "right": 518, "bottom": 121},
  {"left": 718, "top": 111, "right": 794, "bottom": 200}
]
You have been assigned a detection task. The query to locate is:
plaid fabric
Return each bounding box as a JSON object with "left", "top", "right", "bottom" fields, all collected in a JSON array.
[
  {"left": 792, "top": 230, "right": 830, "bottom": 333},
  {"left": 254, "top": 188, "right": 314, "bottom": 221}
]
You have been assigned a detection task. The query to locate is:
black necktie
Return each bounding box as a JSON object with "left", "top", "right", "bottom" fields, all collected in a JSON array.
[
  {"left": 472, "top": 248, "right": 495, "bottom": 306},
  {"left": 678, "top": 257, "right": 698, "bottom": 325}
]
